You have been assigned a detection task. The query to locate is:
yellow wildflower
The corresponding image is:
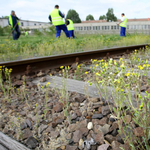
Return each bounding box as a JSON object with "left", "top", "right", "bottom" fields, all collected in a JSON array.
[
  {"left": 60, "top": 66, "right": 64, "bottom": 69},
  {"left": 46, "top": 82, "right": 50, "bottom": 87},
  {"left": 85, "top": 71, "right": 88, "bottom": 74}
]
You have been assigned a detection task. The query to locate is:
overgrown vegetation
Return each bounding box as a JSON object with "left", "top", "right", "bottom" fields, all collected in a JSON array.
[{"left": 0, "top": 33, "right": 150, "bottom": 62}]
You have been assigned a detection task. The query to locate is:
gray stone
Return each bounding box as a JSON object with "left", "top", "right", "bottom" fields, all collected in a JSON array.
[
  {"left": 39, "top": 124, "right": 48, "bottom": 134},
  {"left": 26, "top": 136, "right": 38, "bottom": 149},
  {"left": 20, "top": 122, "right": 27, "bottom": 130},
  {"left": 66, "top": 145, "right": 78, "bottom": 150},
  {"left": 99, "top": 124, "right": 110, "bottom": 135},
  {"left": 50, "top": 131, "right": 60, "bottom": 138},
  {"left": 102, "top": 105, "right": 111, "bottom": 116},
  {"left": 26, "top": 119, "right": 32, "bottom": 130},
  {"left": 92, "top": 114, "right": 103, "bottom": 119}
]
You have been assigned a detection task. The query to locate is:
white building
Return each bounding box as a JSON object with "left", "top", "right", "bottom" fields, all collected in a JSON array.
[{"left": 0, "top": 18, "right": 49, "bottom": 28}]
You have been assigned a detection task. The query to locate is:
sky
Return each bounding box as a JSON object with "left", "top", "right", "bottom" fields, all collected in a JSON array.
[{"left": 1, "top": 0, "right": 150, "bottom": 22}]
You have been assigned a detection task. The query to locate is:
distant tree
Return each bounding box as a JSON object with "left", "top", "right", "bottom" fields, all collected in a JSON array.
[
  {"left": 66, "top": 9, "right": 81, "bottom": 23},
  {"left": 3, "top": 16, "right": 9, "bottom": 19},
  {"left": 106, "top": 8, "right": 117, "bottom": 22},
  {"left": 99, "top": 15, "right": 106, "bottom": 20},
  {"left": 86, "top": 14, "right": 94, "bottom": 21}
]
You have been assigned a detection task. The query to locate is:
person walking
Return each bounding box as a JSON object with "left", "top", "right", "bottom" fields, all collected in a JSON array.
[
  {"left": 8, "top": 10, "right": 21, "bottom": 40},
  {"left": 118, "top": 13, "right": 127, "bottom": 37},
  {"left": 66, "top": 19, "right": 75, "bottom": 38},
  {"left": 49, "top": 5, "right": 70, "bottom": 38}
]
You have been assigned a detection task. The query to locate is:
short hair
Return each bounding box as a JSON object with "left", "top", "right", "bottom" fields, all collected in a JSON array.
[
  {"left": 55, "top": 5, "right": 59, "bottom": 8},
  {"left": 121, "top": 13, "right": 125, "bottom": 16},
  {"left": 11, "top": 10, "right": 15, "bottom": 13}
]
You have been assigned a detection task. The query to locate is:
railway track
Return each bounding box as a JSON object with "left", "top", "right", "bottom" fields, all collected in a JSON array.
[
  {"left": 0, "top": 44, "right": 147, "bottom": 76},
  {"left": 0, "top": 44, "right": 150, "bottom": 150}
]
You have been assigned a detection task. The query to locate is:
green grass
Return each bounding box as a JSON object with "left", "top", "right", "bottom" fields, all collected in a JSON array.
[{"left": 0, "top": 33, "right": 150, "bottom": 62}]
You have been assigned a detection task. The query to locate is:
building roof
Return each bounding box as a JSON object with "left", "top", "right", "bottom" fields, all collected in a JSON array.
[
  {"left": 0, "top": 18, "right": 49, "bottom": 24},
  {"left": 82, "top": 18, "right": 150, "bottom": 23}
]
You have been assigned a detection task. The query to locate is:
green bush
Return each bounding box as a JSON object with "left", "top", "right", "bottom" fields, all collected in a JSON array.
[{"left": 0, "top": 26, "right": 4, "bottom": 36}]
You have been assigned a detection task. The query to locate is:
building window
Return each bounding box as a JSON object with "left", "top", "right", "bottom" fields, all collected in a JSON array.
[
  {"left": 108, "top": 26, "right": 110, "bottom": 30},
  {"left": 87, "top": 26, "right": 91, "bottom": 30},
  {"left": 39, "top": 24, "right": 41, "bottom": 26},
  {"left": 34, "top": 24, "right": 36, "bottom": 26},
  {"left": 97, "top": 26, "right": 100, "bottom": 30},
  {"left": 102, "top": 26, "right": 105, "bottom": 30},
  {"left": 117, "top": 26, "right": 119, "bottom": 29},
  {"left": 127, "top": 25, "right": 129, "bottom": 29},
  {"left": 114, "top": 26, "right": 116, "bottom": 29},
  {"left": 111, "top": 26, "right": 113, "bottom": 29},
  {"left": 21, "top": 22, "right": 24, "bottom": 26},
  {"left": 93, "top": 26, "right": 96, "bottom": 30},
  {"left": 148, "top": 25, "right": 150, "bottom": 29},
  {"left": 84, "top": 26, "right": 86, "bottom": 30}
]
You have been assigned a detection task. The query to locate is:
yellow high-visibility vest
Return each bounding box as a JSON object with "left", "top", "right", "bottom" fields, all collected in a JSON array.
[
  {"left": 9, "top": 15, "right": 20, "bottom": 28},
  {"left": 50, "top": 9, "right": 64, "bottom": 26},
  {"left": 67, "top": 19, "right": 74, "bottom": 31},
  {"left": 120, "top": 16, "right": 127, "bottom": 28}
]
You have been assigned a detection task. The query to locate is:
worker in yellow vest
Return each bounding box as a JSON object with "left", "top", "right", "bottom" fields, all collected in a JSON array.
[
  {"left": 66, "top": 19, "right": 75, "bottom": 38},
  {"left": 8, "top": 10, "right": 21, "bottom": 40},
  {"left": 118, "top": 13, "right": 127, "bottom": 37},
  {"left": 49, "top": 5, "right": 70, "bottom": 38}
]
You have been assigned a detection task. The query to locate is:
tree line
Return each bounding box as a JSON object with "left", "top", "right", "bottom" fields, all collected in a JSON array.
[
  {"left": 1, "top": 8, "right": 117, "bottom": 24},
  {"left": 66, "top": 8, "right": 117, "bottom": 23}
]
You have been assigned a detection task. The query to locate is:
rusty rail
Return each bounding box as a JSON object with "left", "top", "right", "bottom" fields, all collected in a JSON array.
[{"left": 0, "top": 44, "right": 147, "bottom": 76}]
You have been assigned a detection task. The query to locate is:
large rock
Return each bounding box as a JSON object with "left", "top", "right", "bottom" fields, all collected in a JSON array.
[
  {"left": 67, "top": 124, "right": 78, "bottom": 132},
  {"left": 72, "top": 130, "right": 82, "bottom": 143},
  {"left": 105, "top": 134, "right": 116, "bottom": 143},
  {"left": 66, "top": 145, "right": 78, "bottom": 150},
  {"left": 40, "top": 77, "right": 46, "bottom": 82},
  {"left": 99, "top": 117, "right": 108, "bottom": 126},
  {"left": 133, "top": 127, "right": 144, "bottom": 137},
  {"left": 26, "top": 136, "right": 38, "bottom": 149},
  {"left": 73, "top": 94, "right": 85, "bottom": 103},
  {"left": 94, "top": 132, "right": 104, "bottom": 144},
  {"left": 50, "top": 131, "right": 60, "bottom": 138},
  {"left": 92, "top": 114, "right": 103, "bottom": 119},
  {"left": 53, "top": 103, "right": 63, "bottom": 113},
  {"left": 97, "top": 144, "right": 109, "bottom": 150},
  {"left": 102, "top": 105, "right": 111, "bottom": 116},
  {"left": 80, "top": 127, "right": 89, "bottom": 136},
  {"left": 99, "top": 124, "right": 110, "bottom": 135},
  {"left": 25, "top": 119, "right": 32, "bottom": 130},
  {"left": 22, "top": 128, "right": 33, "bottom": 140},
  {"left": 88, "top": 97, "right": 99, "bottom": 103},
  {"left": 111, "top": 141, "right": 130, "bottom": 150},
  {"left": 39, "top": 124, "right": 48, "bottom": 134},
  {"left": 109, "top": 121, "right": 119, "bottom": 132},
  {"left": 123, "top": 115, "right": 132, "bottom": 124}
]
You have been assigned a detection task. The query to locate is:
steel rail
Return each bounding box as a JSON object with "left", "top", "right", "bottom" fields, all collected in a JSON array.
[{"left": 0, "top": 44, "right": 147, "bottom": 76}]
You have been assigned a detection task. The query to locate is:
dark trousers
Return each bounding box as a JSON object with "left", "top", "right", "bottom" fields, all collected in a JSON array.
[
  {"left": 12, "top": 26, "right": 21, "bottom": 40},
  {"left": 55, "top": 24, "right": 70, "bottom": 38},
  {"left": 120, "top": 27, "right": 126, "bottom": 37},
  {"left": 68, "top": 30, "right": 75, "bottom": 38}
]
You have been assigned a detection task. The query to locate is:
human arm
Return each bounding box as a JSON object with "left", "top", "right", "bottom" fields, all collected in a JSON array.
[
  {"left": 48, "top": 15, "right": 51, "bottom": 21},
  {"left": 117, "top": 17, "right": 125, "bottom": 25},
  {"left": 59, "top": 10, "right": 65, "bottom": 18},
  {"left": 66, "top": 20, "right": 69, "bottom": 25}
]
